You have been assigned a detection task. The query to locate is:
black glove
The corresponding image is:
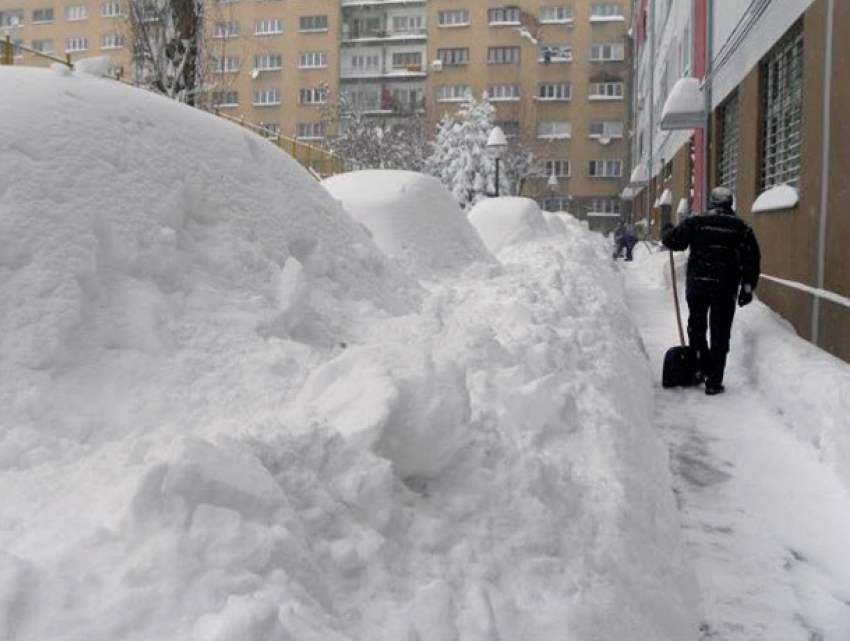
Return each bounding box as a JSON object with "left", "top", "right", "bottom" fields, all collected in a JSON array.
[{"left": 738, "top": 285, "right": 753, "bottom": 307}]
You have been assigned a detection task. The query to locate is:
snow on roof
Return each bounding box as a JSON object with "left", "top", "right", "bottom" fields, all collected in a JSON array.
[
  {"left": 467, "top": 196, "right": 549, "bottom": 253},
  {"left": 322, "top": 170, "right": 494, "bottom": 276},
  {"left": 660, "top": 77, "right": 705, "bottom": 130}
]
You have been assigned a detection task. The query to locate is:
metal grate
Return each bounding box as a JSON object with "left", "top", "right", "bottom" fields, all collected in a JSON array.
[
  {"left": 761, "top": 23, "right": 803, "bottom": 189},
  {"left": 718, "top": 91, "right": 739, "bottom": 192}
]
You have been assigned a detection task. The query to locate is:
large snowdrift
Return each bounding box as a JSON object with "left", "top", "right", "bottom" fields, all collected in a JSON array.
[
  {"left": 321, "top": 170, "right": 494, "bottom": 277},
  {"left": 0, "top": 67, "right": 698, "bottom": 641},
  {"left": 467, "top": 196, "right": 550, "bottom": 253}
]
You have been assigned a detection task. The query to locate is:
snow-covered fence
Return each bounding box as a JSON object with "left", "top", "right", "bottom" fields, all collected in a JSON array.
[{"left": 1, "top": 35, "right": 72, "bottom": 68}]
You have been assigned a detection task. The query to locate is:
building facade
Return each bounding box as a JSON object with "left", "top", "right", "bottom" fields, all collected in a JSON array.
[
  {"left": 1, "top": 0, "right": 631, "bottom": 225},
  {"left": 629, "top": 0, "right": 850, "bottom": 363}
]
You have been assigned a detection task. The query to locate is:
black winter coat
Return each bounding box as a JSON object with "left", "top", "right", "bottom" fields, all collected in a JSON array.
[{"left": 662, "top": 206, "right": 761, "bottom": 292}]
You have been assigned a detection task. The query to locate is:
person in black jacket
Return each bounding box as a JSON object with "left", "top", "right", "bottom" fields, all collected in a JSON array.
[{"left": 661, "top": 186, "right": 761, "bottom": 395}]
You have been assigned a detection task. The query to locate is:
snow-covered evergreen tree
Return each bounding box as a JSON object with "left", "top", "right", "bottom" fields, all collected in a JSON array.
[
  {"left": 426, "top": 94, "right": 496, "bottom": 209},
  {"left": 128, "top": 0, "right": 204, "bottom": 104}
]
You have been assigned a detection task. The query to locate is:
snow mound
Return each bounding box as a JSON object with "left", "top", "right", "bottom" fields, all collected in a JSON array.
[
  {"left": 542, "top": 210, "right": 569, "bottom": 234},
  {"left": 296, "top": 343, "right": 471, "bottom": 479},
  {"left": 467, "top": 196, "right": 549, "bottom": 252},
  {"left": 322, "top": 170, "right": 494, "bottom": 277}
]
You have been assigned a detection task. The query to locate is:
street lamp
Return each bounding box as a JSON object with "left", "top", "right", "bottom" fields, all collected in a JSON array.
[
  {"left": 546, "top": 171, "right": 558, "bottom": 211},
  {"left": 487, "top": 126, "right": 508, "bottom": 197}
]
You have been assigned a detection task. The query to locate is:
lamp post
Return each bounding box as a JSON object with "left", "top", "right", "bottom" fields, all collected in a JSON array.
[
  {"left": 546, "top": 171, "right": 558, "bottom": 211},
  {"left": 487, "top": 126, "right": 507, "bottom": 197}
]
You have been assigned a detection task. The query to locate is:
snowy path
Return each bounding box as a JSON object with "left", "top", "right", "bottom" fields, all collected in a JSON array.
[{"left": 623, "top": 249, "right": 850, "bottom": 641}]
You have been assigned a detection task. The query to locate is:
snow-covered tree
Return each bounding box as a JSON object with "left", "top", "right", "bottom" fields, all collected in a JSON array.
[
  {"left": 128, "top": 0, "right": 204, "bottom": 104},
  {"left": 501, "top": 138, "right": 544, "bottom": 196},
  {"left": 320, "top": 89, "right": 429, "bottom": 171},
  {"left": 426, "top": 94, "right": 496, "bottom": 209}
]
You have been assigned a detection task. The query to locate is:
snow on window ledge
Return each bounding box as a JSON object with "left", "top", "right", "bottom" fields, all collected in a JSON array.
[{"left": 752, "top": 183, "right": 799, "bottom": 213}]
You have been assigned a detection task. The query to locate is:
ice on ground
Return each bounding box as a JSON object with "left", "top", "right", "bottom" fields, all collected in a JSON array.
[{"left": 322, "top": 169, "right": 494, "bottom": 278}]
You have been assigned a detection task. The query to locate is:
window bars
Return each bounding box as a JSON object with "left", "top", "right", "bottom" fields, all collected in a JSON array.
[
  {"left": 718, "top": 91, "right": 739, "bottom": 192},
  {"left": 761, "top": 23, "right": 803, "bottom": 189}
]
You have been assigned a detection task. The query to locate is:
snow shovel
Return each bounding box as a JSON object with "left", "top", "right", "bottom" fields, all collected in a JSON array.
[{"left": 662, "top": 251, "right": 699, "bottom": 388}]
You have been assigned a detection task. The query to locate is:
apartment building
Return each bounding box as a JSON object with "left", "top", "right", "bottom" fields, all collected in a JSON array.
[
  {"left": 629, "top": 0, "right": 850, "bottom": 363},
  {"left": 428, "top": 1, "right": 631, "bottom": 224},
  {"left": 2, "top": 0, "right": 631, "bottom": 223}
]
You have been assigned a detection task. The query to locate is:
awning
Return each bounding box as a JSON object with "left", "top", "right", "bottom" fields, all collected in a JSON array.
[
  {"left": 620, "top": 186, "right": 636, "bottom": 200},
  {"left": 677, "top": 198, "right": 689, "bottom": 215},
  {"left": 628, "top": 164, "right": 649, "bottom": 187},
  {"left": 658, "top": 188, "right": 673, "bottom": 206},
  {"left": 660, "top": 77, "right": 706, "bottom": 130}
]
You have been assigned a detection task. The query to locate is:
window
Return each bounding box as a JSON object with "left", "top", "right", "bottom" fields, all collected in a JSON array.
[
  {"left": 718, "top": 92, "right": 739, "bottom": 192},
  {"left": 761, "top": 23, "right": 803, "bottom": 189},
  {"left": 539, "top": 45, "right": 572, "bottom": 63},
  {"left": 489, "top": 7, "right": 521, "bottom": 24},
  {"left": 437, "top": 48, "right": 469, "bottom": 67},
  {"left": 589, "top": 82, "right": 624, "bottom": 99},
  {"left": 495, "top": 120, "right": 520, "bottom": 138},
  {"left": 588, "top": 160, "right": 623, "bottom": 177},
  {"left": 588, "top": 120, "right": 623, "bottom": 139},
  {"left": 438, "top": 9, "right": 468, "bottom": 27},
  {"left": 100, "top": 33, "right": 124, "bottom": 49},
  {"left": 65, "top": 36, "right": 87, "bottom": 52},
  {"left": 32, "top": 38, "right": 53, "bottom": 53},
  {"left": 538, "top": 121, "right": 572, "bottom": 139},
  {"left": 488, "top": 46, "right": 520, "bottom": 64},
  {"left": 254, "top": 53, "right": 282, "bottom": 71},
  {"left": 66, "top": 5, "right": 87, "bottom": 21},
  {"left": 349, "top": 53, "right": 380, "bottom": 71},
  {"left": 538, "top": 83, "right": 571, "bottom": 101},
  {"left": 32, "top": 8, "right": 54, "bottom": 23},
  {"left": 299, "top": 86, "right": 327, "bottom": 105},
  {"left": 391, "top": 51, "right": 422, "bottom": 70},
  {"left": 488, "top": 84, "right": 520, "bottom": 101},
  {"left": 436, "top": 84, "right": 470, "bottom": 102},
  {"left": 299, "top": 51, "right": 327, "bottom": 68},
  {"left": 591, "top": 3, "right": 624, "bottom": 20},
  {"left": 540, "top": 5, "right": 573, "bottom": 23},
  {"left": 12, "top": 38, "right": 23, "bottom": 57},
  {"left": 392, "top": 14, "right": 423, "bottom": 33},
  {"left": 1, "top": 10, "right": 24, "bottom": 27},
  {"left": 255, "top": 18, "right": 282, "bottom": 35},
  {"left": 545, "top": 160, "right": 571, "bottom": 177},
  {"left": 299, "top": 15, "right": 328, "bottom": 32},
  {"left": 590, "top": 43, "right": 625, "bottom": 61},
  {"left": 213, "top": 22, "right": 239, "bottom": 38},
  {"left": 297, "top": 122, "right": 325, "bottom": 139},
  {"left": 212, "top": 90, "right": 238, "bottom": 107},
  {"left": 253, "top": 89, "right": 281, "bottom": 106},
  {"left": 542, "top": 197, "right": 571, "bottom": 212},
  {"left": 101, "top": 2, "right": 123, "bottom": 17},
  {"left": 213, "top": 57, "right": 240, "bottom": 73},
  {"left": 588, "top": 198, "right": 621, "bottom": 213}
]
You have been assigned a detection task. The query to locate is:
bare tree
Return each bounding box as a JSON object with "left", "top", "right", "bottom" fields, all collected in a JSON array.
[
  {"left": 501, "top": 137, "right": 545, "bottom": 196},
  {"left": 320, "top": 87, "right": 430, "bottom": 171},
  {"left": 128, "top": 0, "right": 204, "bottom": 104}
]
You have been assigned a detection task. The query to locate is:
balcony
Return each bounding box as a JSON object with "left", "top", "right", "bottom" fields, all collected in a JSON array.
[
  {"left": 340, "top": 65, "right": 426, "bottom": 80},
  {"left": 341, "top": 25, "right": 427, "bottom": 43},
  {"left": 341, "top": 0, "right": 425, "bottom": 6}
]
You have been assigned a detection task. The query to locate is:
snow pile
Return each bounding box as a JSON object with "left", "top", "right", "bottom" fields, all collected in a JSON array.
[
  {"left": 321, "top": 170, "right": 493, "bottom": 277},
  {"left": 751, "top": 183, "right": 799, "bottom": 213},
  {"left": 467, "top": 196, "right": 550, "bottom": 253},
  {"left": 0, "top": 67, "right": 698, "bottom": 641}
]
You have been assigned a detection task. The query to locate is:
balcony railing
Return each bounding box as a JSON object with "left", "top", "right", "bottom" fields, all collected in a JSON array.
[{"left": 341, "top": 26, "right": 427, "bottom": 41}]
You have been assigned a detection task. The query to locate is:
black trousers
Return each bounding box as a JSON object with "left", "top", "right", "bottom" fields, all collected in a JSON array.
[{"left": 686, "top": 282, "right": 737, "bottom": 387}]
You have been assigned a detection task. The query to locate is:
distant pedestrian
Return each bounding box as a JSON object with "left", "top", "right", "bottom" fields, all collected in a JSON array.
[
  {"left": 613, "top": 223, "right": 637, "bottom": 261},
  {"left": 661, "top": 187, "right": 761, "bottom": 395}
]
